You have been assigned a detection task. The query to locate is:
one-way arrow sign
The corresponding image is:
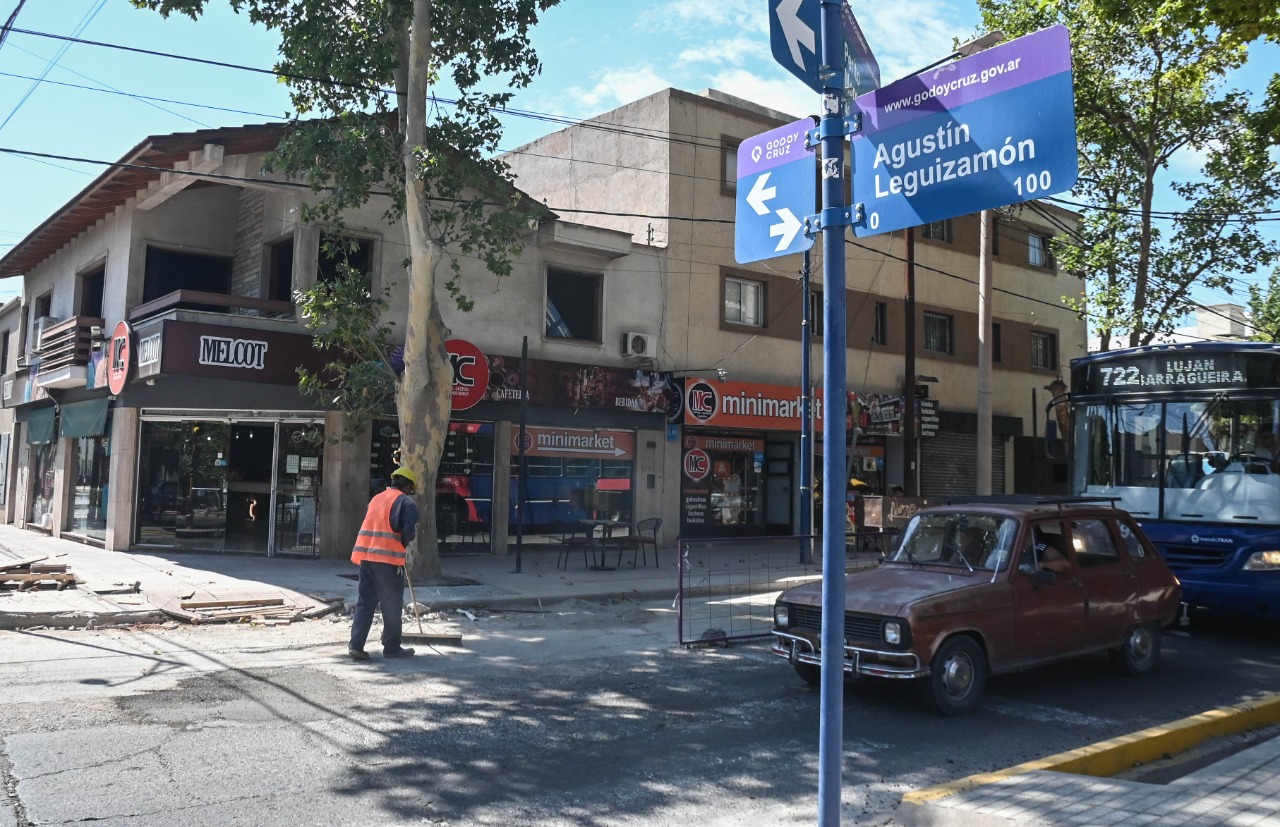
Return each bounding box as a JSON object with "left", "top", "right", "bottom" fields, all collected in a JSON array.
[
  {"left": 769, "top": 0, "right": 880, "bottom": 97},
  {"left": 735, "top": 118, "right": 816, "bottom": 264}
]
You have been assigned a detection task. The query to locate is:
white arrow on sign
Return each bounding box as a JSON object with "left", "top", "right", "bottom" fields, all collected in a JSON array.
[
  {"left": 770, "top": 207, "right": 802, "bottom": 251},
  {"left": 776, "top": 0, "right": 815, "bottom": 70},
  {"left": 551, "top": 445, "right": 628, "bottom": 457},
  {"left": 746, "top": 172, "right": 777, "bottom": 216}
]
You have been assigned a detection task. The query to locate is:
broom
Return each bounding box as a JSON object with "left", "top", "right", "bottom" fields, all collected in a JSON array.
[{"left": 400, "top": 542, "right": 462, "bottom": 646}]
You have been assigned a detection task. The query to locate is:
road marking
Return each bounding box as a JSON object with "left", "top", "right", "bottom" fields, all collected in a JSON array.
[{"left": 985, "top": 698, "right": 1120, "bottom": 728}]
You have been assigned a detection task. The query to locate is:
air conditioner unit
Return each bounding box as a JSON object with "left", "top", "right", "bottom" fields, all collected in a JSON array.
[
  {"left": 621, "top": 331, "right": 655, "bottom": 358},
  {"left": 32, "top": 316, "right": 59, "bottom": 351}
]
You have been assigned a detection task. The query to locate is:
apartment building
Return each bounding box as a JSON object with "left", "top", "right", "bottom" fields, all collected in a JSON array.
[
  {"left": 503, "top": 87, "right": 1087, "bottom": 537},
  {"left": 0, "top": 122, "right": 669, "bottom": 557}
]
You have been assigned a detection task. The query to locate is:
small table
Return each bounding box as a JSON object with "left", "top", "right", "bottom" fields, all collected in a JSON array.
[{"left": 579, "top": 519, "right": 627, "bottom": 570}]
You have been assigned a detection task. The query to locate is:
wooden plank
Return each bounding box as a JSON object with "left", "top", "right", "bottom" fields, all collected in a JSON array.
[
  {"left": 0, "top": 556, "right": 48, "bottom": 572},
  {"left": 180, "top": 597, "right": 286, "bottom": 610}
]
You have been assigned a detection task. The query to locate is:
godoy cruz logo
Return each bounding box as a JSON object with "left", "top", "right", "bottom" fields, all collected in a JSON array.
[{"left": 687, "top": 381, "right": 718, "bottom": 422}]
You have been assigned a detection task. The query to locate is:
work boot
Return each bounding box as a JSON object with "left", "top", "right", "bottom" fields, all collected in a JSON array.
[
  {"left": 348, "top": 648, "right": 370, "bottom": 661},
  {"left": 383, "top": 647, "right": 416, "bottom": 658}
]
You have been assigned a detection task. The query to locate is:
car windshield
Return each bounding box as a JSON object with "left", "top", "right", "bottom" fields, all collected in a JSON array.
[{"left": 889, "top": 513, "right": 1018, "bottom": 571}]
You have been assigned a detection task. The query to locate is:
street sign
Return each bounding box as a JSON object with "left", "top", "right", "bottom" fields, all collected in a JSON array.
[
  {"left": 850, "top": 25, "right": 1078, "bottom": 237},
  {"left": 769, "top": 0, "right": 880, "bottom": 96},
  {"left": 734, "top": 117, "right": 817, "bottom": 264}
]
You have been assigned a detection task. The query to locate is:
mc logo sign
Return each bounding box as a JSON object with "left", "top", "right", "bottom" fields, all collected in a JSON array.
[
  {"left": 687, "top": 381, "right": 718, "bottom": 422},
  {"left": 683, "top": 448, "right": 710, "bottom": 481}
]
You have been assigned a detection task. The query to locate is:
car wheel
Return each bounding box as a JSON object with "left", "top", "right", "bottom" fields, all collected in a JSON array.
[
  {"left": 924, "top": 636, "right": 987, "bottom": 715},
  {"left": 793, "top": 661, "right": 821, "bottom": 686},
  {"left": 1112, "top": 623, "right": 1161, "bottom": 676}
]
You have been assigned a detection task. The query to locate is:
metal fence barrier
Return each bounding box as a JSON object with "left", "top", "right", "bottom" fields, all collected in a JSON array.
[{"left": 676, "top": 531, "right": 895, "bottom": 646}]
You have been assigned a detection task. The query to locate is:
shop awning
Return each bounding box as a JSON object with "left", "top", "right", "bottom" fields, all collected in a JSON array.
[
  {"left": 60, "top": 398, "right": 109, "bottom": 439},
  {"left": 25, "top": 406, "right": 56, "bottom": 445}
]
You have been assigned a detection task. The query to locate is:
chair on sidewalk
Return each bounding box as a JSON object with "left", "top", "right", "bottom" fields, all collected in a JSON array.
[
  {"left": 557, "top": 523, "right": 601, "bottom": 570},
  {"left": 614, "top": 517, "right": 663, "bottom": 568}
]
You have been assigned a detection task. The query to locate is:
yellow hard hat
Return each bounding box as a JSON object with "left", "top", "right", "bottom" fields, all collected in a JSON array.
[{"left": 391, "top": 467, "right": 419, "bottom": 488}]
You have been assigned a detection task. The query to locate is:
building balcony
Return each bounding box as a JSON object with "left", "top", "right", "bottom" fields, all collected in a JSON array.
[
  {"left": 128, "top": 290, "right": 297, "bottom": 332},
  {"left": 35, "top": 316, "right": 102, "bottom": 390}
]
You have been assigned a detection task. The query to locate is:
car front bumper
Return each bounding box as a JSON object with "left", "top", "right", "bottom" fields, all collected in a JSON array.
[{"left": 771, "top": 630, "right": 925, "bottom": 679}]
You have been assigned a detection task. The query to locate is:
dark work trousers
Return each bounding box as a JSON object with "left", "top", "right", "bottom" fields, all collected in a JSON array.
[{"left": 349, "top": 560, "right": 405, "bottom": 652}]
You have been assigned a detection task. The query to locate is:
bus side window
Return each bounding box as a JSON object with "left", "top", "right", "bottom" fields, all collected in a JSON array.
[{"left": 1116, "top": 519, "right": 1147, "bottom": 561}]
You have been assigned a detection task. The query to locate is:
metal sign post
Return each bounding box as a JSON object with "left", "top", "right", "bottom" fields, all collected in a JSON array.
[{"left": 815, "top": 2, "right": 852, "bottom": 824}]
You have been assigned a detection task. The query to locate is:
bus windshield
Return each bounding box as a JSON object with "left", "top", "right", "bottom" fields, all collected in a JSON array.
[{"left": 1073, "top": 393, "right": 1280, "bottom": 523}]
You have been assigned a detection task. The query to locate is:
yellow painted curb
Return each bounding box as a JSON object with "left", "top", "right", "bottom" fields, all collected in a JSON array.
[{"left": 903, "top": 691, "right": 1280, "bottom": 805}]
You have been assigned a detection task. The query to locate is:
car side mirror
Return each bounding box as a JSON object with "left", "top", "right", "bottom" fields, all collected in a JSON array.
[
  {"left": 1017, "top": 562, "right": 1036, "bottom": 576},
  {"left": 1033, "top": 569, "right": 1057, "bottom": 586}
]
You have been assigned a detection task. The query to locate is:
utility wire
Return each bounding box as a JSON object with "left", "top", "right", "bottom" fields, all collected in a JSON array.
[
  {"left": 0, "top": 0, "right": 27, "bottom": 53},
  {"left": 0, "top": 1, "right": 107, "bottom": 134}
]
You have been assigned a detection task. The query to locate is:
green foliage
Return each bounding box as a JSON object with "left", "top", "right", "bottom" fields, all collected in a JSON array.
[
  {"left": 982, "top": 0, "right": 1280, "bottom": 348},
  {"left": 1248, "top": 269, "right": 1280, "bottom": 342},
  {"left": 1084, "top": 0, "right": 1280, "bottom": 46},
  {"left": 295, "top": 238, "right": 398, "bottom": 437}
]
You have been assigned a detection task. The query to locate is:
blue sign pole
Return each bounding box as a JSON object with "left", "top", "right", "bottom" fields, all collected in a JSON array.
[
  {"left": 817, "top": 0, "right": 848, "bottom": 824},
  {"left": 799, "top": 250, "right": 812, "bottom": 563}
]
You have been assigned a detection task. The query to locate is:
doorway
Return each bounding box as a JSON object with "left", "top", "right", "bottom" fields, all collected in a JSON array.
[{"left": 764, "top": 441, "right": 793, "bottom": 534}]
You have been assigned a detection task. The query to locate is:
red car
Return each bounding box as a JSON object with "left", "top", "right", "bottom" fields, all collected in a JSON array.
[{"left": 771, "top": 500, "right": 1182, "bottom": 714}]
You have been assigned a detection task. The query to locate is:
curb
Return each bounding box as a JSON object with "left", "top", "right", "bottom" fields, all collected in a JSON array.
[
  {"left": 0, "top": 609, "right": 162, "bottom": 630},
  {"left": 902, "top": 691, "right": 1280, "bottom": 807}
]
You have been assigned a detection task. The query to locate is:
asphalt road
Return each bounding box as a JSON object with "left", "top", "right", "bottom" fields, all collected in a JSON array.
[{"left": 1, "top": 602, "right": 1277, "bottom": 826}]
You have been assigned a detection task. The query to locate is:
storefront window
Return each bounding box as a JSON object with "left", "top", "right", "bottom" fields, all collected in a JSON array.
[
  {"left": 681, "top": 432, "right": 764, "bottom": 536},
  {"left": 137, "top": 421, "right": 229, "bottom": 550},
  {"left": 70, "top": 420, "right": 111, "bottom": 541},
  {"left": 28, "top": 442, "right": 56, "bottom": 530}
]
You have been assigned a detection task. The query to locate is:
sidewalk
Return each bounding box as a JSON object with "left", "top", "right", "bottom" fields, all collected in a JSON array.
[
  {"left": 0, "top": 525, "right": 688, "bottom": 630},
  {"left": 3, "top": 525, "right": 1279, "bottom": 826}
]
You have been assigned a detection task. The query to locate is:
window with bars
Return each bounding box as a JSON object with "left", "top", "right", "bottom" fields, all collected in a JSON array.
[
  {"left": 1031, "top": 330, "right": 1057, "bottom": 369},
  {"left": 923, "top": 311, "right": 954, "bottom": 354},
  {"left": 725, "top": 276, "right": 764, "bottom": 327},
  {"left": 921, "top": 220, "right": 952, "bottom": 243}
]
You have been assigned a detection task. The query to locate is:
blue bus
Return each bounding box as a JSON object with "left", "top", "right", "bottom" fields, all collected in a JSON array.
[{"left": 1068, "top": 342, "right": 1280, "bottom": 620}]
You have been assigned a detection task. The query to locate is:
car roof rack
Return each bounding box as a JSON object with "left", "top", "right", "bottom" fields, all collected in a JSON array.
[{"left": 923, "top": 494, "right": 1121, "bottom": 512}]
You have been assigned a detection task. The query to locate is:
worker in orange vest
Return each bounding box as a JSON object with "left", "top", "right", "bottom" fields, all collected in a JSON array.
[{"left": 349, "top": 467, "right": 421, "bottom": 660}]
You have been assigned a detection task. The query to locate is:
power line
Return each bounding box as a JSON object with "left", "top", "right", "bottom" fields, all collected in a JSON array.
[
  {"left": 0, "top": 0, "right": 27, "bottom": 53},
  {"left": 0, "top": 1, "right": 107, "bottom": 134}
]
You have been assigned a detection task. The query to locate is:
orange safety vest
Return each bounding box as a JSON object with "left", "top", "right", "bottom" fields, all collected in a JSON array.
[{"left": 351, "top": 488, "right": 409, "bottom": 566}]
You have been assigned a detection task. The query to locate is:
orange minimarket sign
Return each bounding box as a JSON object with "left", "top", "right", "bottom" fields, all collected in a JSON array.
[{"left": 681, "top": 378, "right": 855, "bottom": 431}]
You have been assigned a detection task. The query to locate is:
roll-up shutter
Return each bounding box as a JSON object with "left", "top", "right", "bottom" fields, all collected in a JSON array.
[
  {"left": 919, "top": 433, "right": 1006, "bottom": 496},
  {"left": 60, "top": 398, "right": 109, "bottom": 439}
]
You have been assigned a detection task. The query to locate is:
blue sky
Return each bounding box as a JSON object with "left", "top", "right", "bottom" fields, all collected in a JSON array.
[{"left": 0, "top": 0, "right": 1275, "bottom": 314}]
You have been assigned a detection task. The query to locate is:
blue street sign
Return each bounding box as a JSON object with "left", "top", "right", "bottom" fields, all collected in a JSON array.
[
  {"left": 850, "top": 25, "right": 1078, "bottom": 237},
  {"left": 735, "top": 118, "right": 817, "bottom": 264},
  {"left": 769, "top": 0, "right": 880, "bottom": 97}
]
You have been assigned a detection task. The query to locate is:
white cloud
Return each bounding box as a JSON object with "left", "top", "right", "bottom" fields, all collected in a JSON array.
[
  {"left": 678, "top": 36, "right": 770, "bottom": 67},
  {"left": 706, "top": 68, "right": 817, "bottom": 120},
  {"left": 566, "top": 66, "right": 673, "bottom": 111}
]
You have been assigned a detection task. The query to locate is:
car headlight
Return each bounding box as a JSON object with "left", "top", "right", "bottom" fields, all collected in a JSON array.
[
  {"left": 884, "top": 621, "right": 902, "bottom": 645},
  {"left": 1243, "top": 551, "right": 1280, "bottom": 571},
  {"left": 774, "top": 605, "right": 790, "bottom": 627}
]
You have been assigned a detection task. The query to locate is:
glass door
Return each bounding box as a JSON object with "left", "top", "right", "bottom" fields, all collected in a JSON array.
[{"left": 273, "top": 422, "right": 324, "bottom": 557}]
